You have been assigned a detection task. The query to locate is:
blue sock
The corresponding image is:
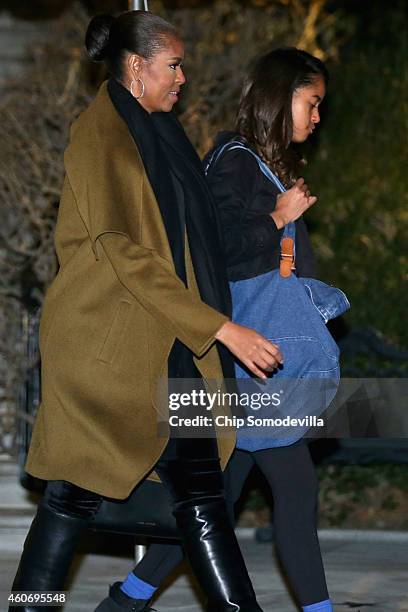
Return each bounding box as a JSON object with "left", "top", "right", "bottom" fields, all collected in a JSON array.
[
  {"left": 120, "top": 572, "right": 157, "bottom": 600},
  {"left": 302, "top": 599, "right": 333, "bottom": 612}
]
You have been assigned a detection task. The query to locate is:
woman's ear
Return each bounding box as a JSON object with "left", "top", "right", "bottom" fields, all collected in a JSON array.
[{"left": 126, "top": 53, "right": 143, "bottom": 79}]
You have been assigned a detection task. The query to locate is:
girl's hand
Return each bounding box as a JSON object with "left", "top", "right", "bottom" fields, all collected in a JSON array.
[
  {"left": 215, "top": 321, "right": 283, "bottom": 379},
  {"left": 270, "top": 178, "right": 317, "bottom": 229}
]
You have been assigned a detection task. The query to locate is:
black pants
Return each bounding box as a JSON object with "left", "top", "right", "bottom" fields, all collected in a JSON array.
[
  {"left": 133, "top": 441, "right": 329, "bottom": 608},
  {"left": 43, "top": 435, "right": 225, "bottom": 518}
]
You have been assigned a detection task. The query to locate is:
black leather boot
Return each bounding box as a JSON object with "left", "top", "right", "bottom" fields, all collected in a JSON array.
[
  {"left": 9, "top": 504, "right": 88, "bottom": 611},
  {"left": 94, "top": 582, "right": 156, "bottom": 611},
  {"left": 174, "top": 500, "right": 263, "bottom": 612}
]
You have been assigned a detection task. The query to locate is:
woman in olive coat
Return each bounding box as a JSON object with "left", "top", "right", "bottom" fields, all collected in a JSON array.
[
  {"left": 9, "top": 11, "right": 282, "bottom": 612},
  {"left": 96, "top": 48, "right": 335, "bottom": 612}
]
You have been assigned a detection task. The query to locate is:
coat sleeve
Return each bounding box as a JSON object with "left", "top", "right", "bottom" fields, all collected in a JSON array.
[
  {"left": 98, "top": 231, "right": 228, "bottom": 357},
  {"left": 64, "top": 117, "right": 228, "bottom": 357},
  {"left": 207, "top": 148, "right": 283, "bottom": 266}
]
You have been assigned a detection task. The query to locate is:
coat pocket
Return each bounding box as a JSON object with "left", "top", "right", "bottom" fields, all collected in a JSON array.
[{"left": 97, "top": 300, "right": 133, "bottom": 364}]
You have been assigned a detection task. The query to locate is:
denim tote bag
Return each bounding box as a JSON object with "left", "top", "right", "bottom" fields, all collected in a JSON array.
[{"left": 205, "top": 142, "right": 350, "bottom": 450}]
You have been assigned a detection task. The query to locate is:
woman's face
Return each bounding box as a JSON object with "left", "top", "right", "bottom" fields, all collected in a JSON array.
[
  {"left": 130, "top": 37, "right": 186, "bottom": 113},
  {"left": 291, "top": 75, "right": 326, "bottom": 143}
]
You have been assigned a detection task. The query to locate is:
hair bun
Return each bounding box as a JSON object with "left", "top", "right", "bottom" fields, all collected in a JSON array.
[{"left": 85, "top": 14, "right": 116, "bottom": 62}]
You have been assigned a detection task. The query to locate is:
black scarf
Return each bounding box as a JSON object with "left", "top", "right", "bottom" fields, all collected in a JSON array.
[{"left": 107, "top": 78, "right": 234, "bottom": 378}]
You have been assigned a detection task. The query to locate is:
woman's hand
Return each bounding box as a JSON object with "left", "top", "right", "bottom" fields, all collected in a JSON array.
[
  {"left": 270, "top": 178, "right": 317, "bottom": 229},
  {"left": 215, "top": 321, "right": 283, "bottom": 379}
]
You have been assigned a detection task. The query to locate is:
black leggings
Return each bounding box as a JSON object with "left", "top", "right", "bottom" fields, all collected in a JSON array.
[
  {"left": 134, "top": 441, "right": 329, "bottom": 608},
  {"left": 43, "top": 435, "right": 225, "bottom": 520}
]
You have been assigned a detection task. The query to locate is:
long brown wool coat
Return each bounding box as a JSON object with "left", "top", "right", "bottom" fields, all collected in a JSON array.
[{"left": 25, "top": 82, "right": 236, "bottom": 499}]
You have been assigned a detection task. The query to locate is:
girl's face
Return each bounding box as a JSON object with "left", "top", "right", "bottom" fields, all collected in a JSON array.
[
  {"left": 291, "top": 75, "right": 326, "bottom": 143},
  {"left": 129, "top": 37, "right": 186, "bottom": 113}
]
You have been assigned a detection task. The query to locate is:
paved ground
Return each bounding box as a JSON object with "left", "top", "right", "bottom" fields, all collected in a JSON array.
[
  {"left": 1, "top": 460, "right": 407, "bottom": 611},
  {"left": 2, "top": 521, "right": 408, "bottom": 611}
]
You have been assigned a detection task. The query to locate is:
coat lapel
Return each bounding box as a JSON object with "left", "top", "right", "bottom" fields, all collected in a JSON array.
[
  {"left": 64, "top": 82, "right": 175, "bottom": 267},
  {"left": 108, "top": 79, "right": 187, "bottom": 284}
]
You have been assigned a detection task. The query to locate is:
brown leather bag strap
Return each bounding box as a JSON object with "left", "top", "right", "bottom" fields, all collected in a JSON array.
[{"left": 280, "top": 236, "right": 296, "bottom": 278}]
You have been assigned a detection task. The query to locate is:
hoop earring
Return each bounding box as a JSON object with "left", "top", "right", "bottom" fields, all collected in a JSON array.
[{"left": 130, "top": 77, "right": 145, "bottom": 100}]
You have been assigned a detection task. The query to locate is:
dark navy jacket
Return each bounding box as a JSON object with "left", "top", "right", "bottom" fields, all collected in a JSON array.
[{"left": 205, "top": 133, "right": 317, "bottom": 282}]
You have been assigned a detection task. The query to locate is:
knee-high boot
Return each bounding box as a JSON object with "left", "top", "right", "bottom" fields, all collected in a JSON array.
[
  {"left": 9, "top": 504, "right": 89, "bottom": 611},
  {"left": 174, "top": 500, "right": 263, "bottom": 612}
]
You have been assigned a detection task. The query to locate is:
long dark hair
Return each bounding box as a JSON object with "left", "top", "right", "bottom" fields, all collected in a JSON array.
[
  {"left": 236, "top": 47, "right": 329, "bottom": 187},
  {"left": 85, "top": 10, "right": 179, "bottom": 81}
]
